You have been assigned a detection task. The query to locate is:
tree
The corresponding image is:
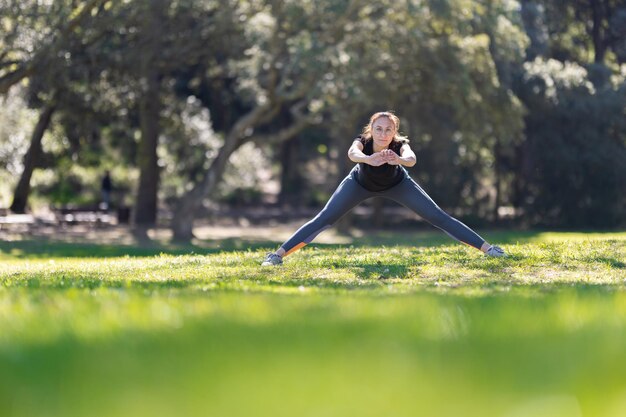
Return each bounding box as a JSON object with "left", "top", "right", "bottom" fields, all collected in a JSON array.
[
  {"left": 134, "top": 0, "right": 164, "bottom": 227},
  {"left": 9, "top": 103, "right": 55, "bottom": 213},
  {"left": 97, "top": 0, "right": 253, "bottom": 229},
  {"left": 516, "top": 58, "right": 626, "bottom": 227},
  {"left": 513, "top": 1, "right": 626, "bottom": 227},
  {"left": 2, "top": 0, "right": 116, "bottom": 213},
  {"left": 170, "top": 0, "right": 364, "bottom": 240},
  {"left": 475, "top": 0, "right": 527, "bottom": 221}
]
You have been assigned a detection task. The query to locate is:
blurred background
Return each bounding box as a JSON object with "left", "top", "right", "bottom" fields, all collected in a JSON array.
[{"left": 1, "top": 0, "right": 625, "bottom": 243}]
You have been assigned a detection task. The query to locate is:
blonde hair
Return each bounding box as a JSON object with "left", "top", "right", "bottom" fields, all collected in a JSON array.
[{"left": 361, "top": 111, "right": 409, "bottom": 143}]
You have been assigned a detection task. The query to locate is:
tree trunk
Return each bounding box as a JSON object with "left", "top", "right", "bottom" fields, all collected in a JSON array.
[
  {"left": 518, "top": 0, "right": 545, "bottom": 212},
  {"left": 170, "top": 197, "right": 196, "bottom": 241},
  {"left": 170, "top": 103, "right": 311, "bottom": 242},
  {"left": 171, "top": 111, "right": 251, "bottom": 241},
  {"left": 493, "top": 139, "right": 502, "bottom": 224},
  {"left": 171, "top": 144, "right": 233, "bottom": 241},
  {"left": 135, "top": 71, "right": 160, "bottom": 226},
  {"left": 134, "top": 3, "right": 162, "bottom": 227},
  {"left": 520, "top": 0, "right": 549, "bottom": 60},
  {"left": 485, "top": 4, "right": 513, "bottom": 224},
  {"left": 10, "top": 104, "right": 55, "bottom": 213},
  {"left": 591, "top": 0, "right": 606, "bottom": 63},
  {"left": 278, "top": 138, "right": 301, "bottom": 206},
  {"left": 371, "top": 197, "right": 384, "bottom": 228}
]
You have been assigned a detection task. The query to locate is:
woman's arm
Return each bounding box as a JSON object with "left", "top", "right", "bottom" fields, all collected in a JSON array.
[
  {"left": 348, "top": 140, "right": 387, "bottom": 166},
  {"left": 347, "top": 140, "right": 368, "bottom": 163},
  {"left": 399, "top": 143, "right": 416, "bottom": 167}
]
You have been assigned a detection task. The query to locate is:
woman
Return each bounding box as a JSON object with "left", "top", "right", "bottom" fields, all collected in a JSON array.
[{"left": 262, "top": 111, "right": 505, "bottom": 266}]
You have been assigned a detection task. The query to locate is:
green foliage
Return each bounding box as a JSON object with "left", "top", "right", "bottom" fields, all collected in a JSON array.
[
  {"left": 0, "top": 232, "right": 625, "bottom": 417},
  {"left": 0, "top": 90, "right": 36, "bottom": 171},
  {"left": 517, "top": 59, "right": 626, "bottom": 227},
  {"left": 541, "top": 0, "right": 626, "bottom": 64}
]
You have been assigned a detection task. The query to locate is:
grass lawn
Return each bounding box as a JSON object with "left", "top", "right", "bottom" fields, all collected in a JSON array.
[{"left": 1, "top": 230, "right": 625, "bottom": 417}]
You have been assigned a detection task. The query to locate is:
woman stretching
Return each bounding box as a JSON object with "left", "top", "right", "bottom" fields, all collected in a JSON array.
[{"left": 262, "top": 111, "right": 505, "bottom": 266}]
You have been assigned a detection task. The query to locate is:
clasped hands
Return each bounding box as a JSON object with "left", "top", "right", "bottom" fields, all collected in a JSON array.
[{"left": 368, "top": 149, "right": 401, "bottom": 166}]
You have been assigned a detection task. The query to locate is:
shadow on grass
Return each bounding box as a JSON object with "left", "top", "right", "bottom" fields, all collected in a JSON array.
[
  {"left": 351, "top": 229, "right": 626, "bottom": 247},
  {"left": 585, "top": 257, "right": 626, "bottom": 269},
  {"left": 0, "top": 238, "right": 276, "bottom": 259},
  {"left": 2, "top": 229, "right": 624, "bottom": 260},
  {"left": 0, "top": 232, "right": 458, "bottom": 259}
]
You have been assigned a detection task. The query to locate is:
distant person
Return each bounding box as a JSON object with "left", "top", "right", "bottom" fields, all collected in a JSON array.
[
  {"left": 101, "top": 170, "right": 112, "bottom": 211},
  {"left": 262, "top": 111, "right": 506, "bottom": 266}
]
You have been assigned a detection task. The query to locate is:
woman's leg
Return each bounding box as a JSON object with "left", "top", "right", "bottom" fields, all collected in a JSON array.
[
  {"left": 384, "top": 177, "right": 486, "bottom": 250},
  {"left": 277, "top": 175, "right": 372, "bottom": 257}
]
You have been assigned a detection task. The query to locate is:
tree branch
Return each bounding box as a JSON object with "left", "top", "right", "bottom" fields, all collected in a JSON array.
[
  {"left": 0, "top": 0, "right": 109, "bottom": 95},
  {"left": 243, "top": 101, "right": 315, "bottom": 146}
]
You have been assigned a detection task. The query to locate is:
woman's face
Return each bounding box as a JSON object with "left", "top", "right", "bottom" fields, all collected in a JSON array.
[{"left": 371, "top": 116, "right": 396, "bottom": 148}]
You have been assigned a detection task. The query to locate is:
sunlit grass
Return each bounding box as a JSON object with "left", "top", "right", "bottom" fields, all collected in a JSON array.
[{"left": 0, "top": 230, "right": 625, "bottom": 417}]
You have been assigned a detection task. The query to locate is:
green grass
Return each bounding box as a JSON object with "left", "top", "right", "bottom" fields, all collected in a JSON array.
[{"left": 1, "top": 230, "right": 625, "bottom": 417}]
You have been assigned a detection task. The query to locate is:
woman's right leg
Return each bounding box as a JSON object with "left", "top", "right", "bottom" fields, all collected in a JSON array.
[
  {"left": 384, "top": 177, "right": 486, "bottom": 250},
  {"left": 277, "top": 175, "right": 371, "bottom": 257}
]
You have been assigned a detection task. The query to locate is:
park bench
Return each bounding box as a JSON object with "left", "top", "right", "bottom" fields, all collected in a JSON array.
[{"left": 53, "top": 206, "right": 115, "bottom": 226}]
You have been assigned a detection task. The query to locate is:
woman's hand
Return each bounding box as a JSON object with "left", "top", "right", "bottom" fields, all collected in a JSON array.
[
  {"left": 381, "top": 149, "right": 401, "bottom": 165},
  {"left": 367, "top": 152, "right": 389, "bottom": 166}
]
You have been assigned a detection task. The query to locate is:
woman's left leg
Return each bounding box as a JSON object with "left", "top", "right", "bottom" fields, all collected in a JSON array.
[
  {"left": 277, "top": 174, "right": 372, "bottom": 257},
  {"left": 384, "top": 177, "right": 486, "bottom": 250}
]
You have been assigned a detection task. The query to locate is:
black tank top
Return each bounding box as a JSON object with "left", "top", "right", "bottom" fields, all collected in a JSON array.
[{"left": 353, "top": 136, "right": 408, "bottom": 191}]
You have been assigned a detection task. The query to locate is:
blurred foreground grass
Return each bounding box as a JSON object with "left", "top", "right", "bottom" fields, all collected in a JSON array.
[{"left": 1, "top": 230, "right": 625, "bottom": 417}]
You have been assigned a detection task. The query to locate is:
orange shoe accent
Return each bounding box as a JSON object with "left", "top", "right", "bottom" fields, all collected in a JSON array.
[{"left": 284, "top": 242, "right": 307, "bottom": 257}]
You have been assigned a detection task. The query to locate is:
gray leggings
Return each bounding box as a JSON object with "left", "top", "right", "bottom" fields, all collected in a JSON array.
[{"left": 280, "top": 171, "right": 485, "bottom": 256}]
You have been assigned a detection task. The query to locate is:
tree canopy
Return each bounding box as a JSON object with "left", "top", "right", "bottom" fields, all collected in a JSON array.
[{"left": 1, "top": 0, "right": 624, "bottom": 238}]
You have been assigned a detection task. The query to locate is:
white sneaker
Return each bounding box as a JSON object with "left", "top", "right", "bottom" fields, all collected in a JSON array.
[
  {"left": 485, "top": 245, "right": 506, "bottom": 257},
  {"left": 261, "top": 252, "right": 283, "bottom": 266}
]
